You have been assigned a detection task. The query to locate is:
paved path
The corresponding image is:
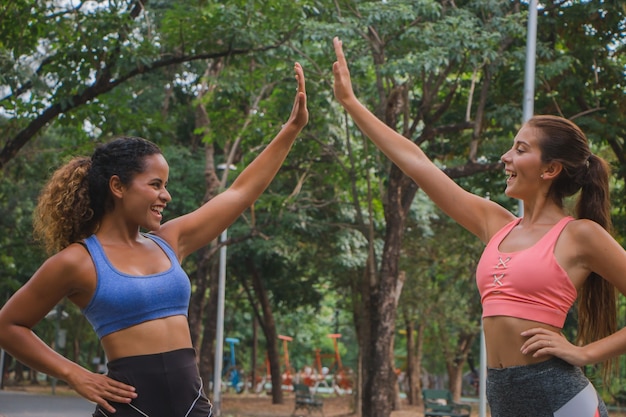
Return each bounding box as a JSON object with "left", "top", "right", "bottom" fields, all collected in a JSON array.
[{"left": 0, "top": 390, "right": 94, "bottom": 417}]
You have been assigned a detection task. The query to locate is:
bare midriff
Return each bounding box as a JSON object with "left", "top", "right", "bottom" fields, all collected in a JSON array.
[
  {"left": 483, "top": 316, "right": 561, "bottom": 368},
  {"left": 100, "top": 315, "right": 193, "bottom": 361}
]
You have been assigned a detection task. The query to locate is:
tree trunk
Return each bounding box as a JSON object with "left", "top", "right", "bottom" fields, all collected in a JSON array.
[
  {"left": 351, "top": 266, "right": 368, "bottom": 417},
  {"left": 250, "top": 316, "right": 258, "bottom": 393},
  {"left": 362, "top": 165, "right": 417, "bottom": 417},
  {"left": 198, "top": 259, "right": 220, "bottom": 387},
  {"left": 414, "top": 322, "right": 426, "bottom": 407},
  {"left": 447, "top": 333, "right": 475, "bottom": 402},
  {"left": 402, "top": 313, "right": 420, "bottom": 406},
  {"left": 246, "top": 258, "right": 283, "bottom": 404}
]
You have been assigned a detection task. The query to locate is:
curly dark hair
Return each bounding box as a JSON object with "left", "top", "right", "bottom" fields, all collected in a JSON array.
[{"left": 33, "top": 137, "right": 162, "bottom": 254}]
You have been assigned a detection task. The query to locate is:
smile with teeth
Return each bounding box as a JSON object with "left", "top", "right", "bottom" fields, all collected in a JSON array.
[
  {"left": 505, "top": 170, "right": 517, "bottom": 182},
  {"left": 151, "top": 206, "right": 164, "bottom": 215}
]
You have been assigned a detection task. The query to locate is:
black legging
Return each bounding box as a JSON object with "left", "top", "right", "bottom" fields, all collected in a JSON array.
[{"left": 93, "top": 348, "right": 212, "bottom": 417}]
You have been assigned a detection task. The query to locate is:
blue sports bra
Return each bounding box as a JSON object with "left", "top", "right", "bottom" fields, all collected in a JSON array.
[{"left": 81, "top": 234, "right": 191, "bottom": 339}]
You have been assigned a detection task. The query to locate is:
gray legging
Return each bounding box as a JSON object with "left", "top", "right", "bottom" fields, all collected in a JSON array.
[
  {"left": 487, "top": 357, "right": 607, "bottom": 417},
  {"left": 92, "top": 348, "right": 212, "bottom": 417}
]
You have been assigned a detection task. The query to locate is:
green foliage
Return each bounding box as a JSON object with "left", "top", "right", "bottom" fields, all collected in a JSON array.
[
  {"left": 399, "top": 213, "right": 483, "bottom": 374},
  {"left": 1, "top": 0, "right": 625, "bottom": 406},
  {"left": 0, "top": 132, "right": 59, "bottom": 298}
]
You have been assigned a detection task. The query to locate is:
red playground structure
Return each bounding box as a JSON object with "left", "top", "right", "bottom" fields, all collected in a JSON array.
[{"left": 300, "top": 333, "right": 353, "bottom": 394}]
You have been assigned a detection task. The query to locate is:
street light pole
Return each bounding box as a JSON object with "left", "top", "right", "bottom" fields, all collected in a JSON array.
[
  {"left": 0, "top": 348, "right": 5, "bottom": 390},
  {"left": 212, "top": 228, "right": 228, "bottom": 416},
  {"left": 519, "top": 0, "right": 538, "bottom": 220},
  {"left": 211, "top": 163, "right": 236, "bottom": 417}
]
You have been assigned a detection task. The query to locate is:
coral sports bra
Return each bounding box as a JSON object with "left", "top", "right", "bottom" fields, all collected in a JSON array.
[{"left": 476, "top": 216, "right": 577, "bottom": 328}]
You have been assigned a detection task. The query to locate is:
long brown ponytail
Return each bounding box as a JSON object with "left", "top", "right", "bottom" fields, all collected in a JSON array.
[{"left": 531, "top": 115, "right": 616, "bottom": 379}]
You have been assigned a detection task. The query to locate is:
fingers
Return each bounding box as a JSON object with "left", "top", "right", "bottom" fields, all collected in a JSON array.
[
  {"left": 74, "top": 374, "right": 137, "bottom": 414},
  {"left": 96, "top": 397, "right": 118, "bottom": 414},
  {"left": 107, "top": 378, "right": 137, "bottom": 398},
  {"left": 294, "top": 62, "right": 307, "bottom": 115},
  {"left": 333, "top": 36, "right": 346, "bottom": 65},
  {"left": 331, "top": 37, "right": 352, "bottom": 103},
  {"left": 521, "top": 338, "right": 553, "bottom": 356},
  {"left": 284, "top": 62, "right": 308, "bottom": 129},
  {"left": 520, "top": 328, "right": 561, "bottom": 356},
  {"left": 96, "top": 385, "right": 137, "bottom": 413},
  {"left": 294, "top": 62, "right": 306, "bottom": 95}
]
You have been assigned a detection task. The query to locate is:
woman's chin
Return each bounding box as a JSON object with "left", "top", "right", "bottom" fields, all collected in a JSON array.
[{"left": 503, "top": 187, "right": 518, "bottom": 199}]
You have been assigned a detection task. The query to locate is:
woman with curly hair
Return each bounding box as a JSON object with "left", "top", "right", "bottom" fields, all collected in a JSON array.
[{"left": 0, "top": 63, "right": 307, "bottom": 417}]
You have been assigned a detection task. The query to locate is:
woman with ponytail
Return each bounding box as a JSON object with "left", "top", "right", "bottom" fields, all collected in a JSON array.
[
  {"left": 332, "top": 37, "right": 626, "bottom": 417},
  {"left": 0, "top": 63, "right": 307, "bottom": 416}
]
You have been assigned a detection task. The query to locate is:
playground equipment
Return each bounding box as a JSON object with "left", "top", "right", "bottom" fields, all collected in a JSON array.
[
  {"left": 279, "top": 334, "right": 294, "bottom": 389},
  {"left": 325, "top": 333, "right": 353, "bottom": 394},
  {"left": 252, "top": 335, "right": 295, "bottom": 393},
  {"left": 301, "top": 334, "right": 353, "bottom": 395},
  {"left": 223, "top": 337, "right": 243, "bottom": 393},
  {"left": 249, "top": 333, "right": 354, "bottom": 395}
]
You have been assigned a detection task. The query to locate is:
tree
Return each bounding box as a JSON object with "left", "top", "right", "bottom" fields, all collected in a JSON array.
[{"left": 0, "top": 0, "right": 299, "bottom": 169}]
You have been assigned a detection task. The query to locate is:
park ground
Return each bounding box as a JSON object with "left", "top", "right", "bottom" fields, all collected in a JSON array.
[
  {"left": 219, "top": 393, "right": 626, "bottom": 417},
  {"left": 1, "top": 384, "right": 457, "bottom": 416},
  {"left": 5, "top": 384, "right": 626, "bottom": 416}
]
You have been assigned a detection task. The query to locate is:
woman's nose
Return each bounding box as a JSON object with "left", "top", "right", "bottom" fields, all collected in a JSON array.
[{"left": 161, "top": 189, "right": 172, "bottom": 202}]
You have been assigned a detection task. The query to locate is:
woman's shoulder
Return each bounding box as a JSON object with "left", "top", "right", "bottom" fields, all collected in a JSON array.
[
  {"left": 41, "top": 242, "right": 89, "bottom": 267},
  {"left": 40, "top": 243, "right": 96, "bottom": 293},
  {"left": 561, "top": 218, "right": 614, "bottom": 250},
  {"left": 563, "top": 217, "right": 607, "bottom": 235}
]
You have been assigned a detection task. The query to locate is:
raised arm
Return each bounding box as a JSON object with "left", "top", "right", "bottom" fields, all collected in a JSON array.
[
  {"left": 161, "top": 62, "right": 309, "bottom": 259},
  {"left": 332, "top": 37, "right": 512, "bottom": 242}
]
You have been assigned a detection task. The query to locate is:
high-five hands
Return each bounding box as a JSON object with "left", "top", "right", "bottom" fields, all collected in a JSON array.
[
  {"left": 285, "top": 62, "right": 308, "bottom": 130},
  {"left": 332, "top": 37, "right": 356, "bottom": 107}
]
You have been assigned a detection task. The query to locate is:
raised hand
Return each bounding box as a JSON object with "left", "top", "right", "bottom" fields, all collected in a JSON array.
[
  {"left": 332, "top": 37, "right": 356, "bottom": 106},
  {"left": 285, "top": 62, "right": 308, "bottom": 130}
]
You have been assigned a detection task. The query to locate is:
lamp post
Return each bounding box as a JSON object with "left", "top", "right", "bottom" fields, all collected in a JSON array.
[
  {"left": 45, "top": 304, "right": 68, "bottom": 395},
  {"left": 212, "top": 163, "right": 236, "bottom": 417},
  {"left": 0, "top": 347, "right": 5, "bottom": 390}
]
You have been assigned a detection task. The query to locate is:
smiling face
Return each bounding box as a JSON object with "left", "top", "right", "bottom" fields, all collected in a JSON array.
[
  {"left": 118, "top": 153, "right": 172, "bottom": 232},
  {"left": 500, "top": 124, "right": 547, "bottom": 199}
]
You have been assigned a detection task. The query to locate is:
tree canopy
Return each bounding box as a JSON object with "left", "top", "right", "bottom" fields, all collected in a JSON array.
[{"left": 1, "top": 1, "right": 625, "bottom": 416}]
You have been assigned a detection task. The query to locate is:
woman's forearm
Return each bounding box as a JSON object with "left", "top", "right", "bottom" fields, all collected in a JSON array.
[{"left": 0, "top": 324, "right": 83, "bottom": 383}]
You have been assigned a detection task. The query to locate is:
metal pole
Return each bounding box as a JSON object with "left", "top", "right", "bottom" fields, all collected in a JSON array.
[
  {"left": 520, "top": 0, "right": 538, "bottom": 219},
  {"left": 212, "top": 163, "right": 235, "bottom": 416},
  {"left": 523, "top": 0, "right": 538, "bottom": 125},
  {"left": 212, "top": 228, "right": 228, "bottom": 417},
  {"left": 0, "top": 348, "right": 5, "bottom": 390},
  {"left": 51, "top": 303, "right": 62, "bottom": 395}
]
